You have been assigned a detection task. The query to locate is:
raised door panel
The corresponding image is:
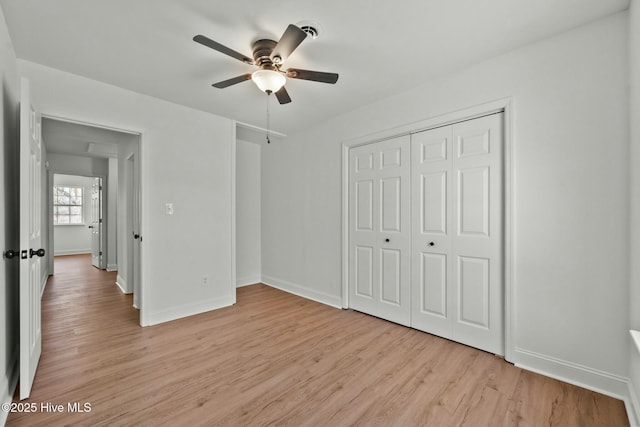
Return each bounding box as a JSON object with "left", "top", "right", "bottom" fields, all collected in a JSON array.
[
  {"left": 380, "top": 249, "right": 401, "bottom": 305},
  {"left": 457, "top": 256, "right": 490, "bottom": 328},
  {"left": 421, "top": 172, "right": 447, "bottom": 235},
  {"left": 356, "top": 180, "right": 374, "bottom": 231},
  {"left": 381, "top": 147, "right": 402, "bottom": 169},
  {"left": 420, "top": 252, "right": 447, "bottom": 317},
  {"left": 355, "top": 246, "right": 374, "bottom": 298},
  {"left": 457, "top": 166, "right": 489, "bottom": 237},
  {"left": 356, "top": 152, "right": 374, "bottom": 172},
  {"left": 380, "top": 177, "right": 402, "bottom": 233}
]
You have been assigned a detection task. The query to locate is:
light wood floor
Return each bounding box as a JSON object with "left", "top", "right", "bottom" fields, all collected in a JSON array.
[{"left": 8, "top": 254, "right": 629, "bottom": 426}]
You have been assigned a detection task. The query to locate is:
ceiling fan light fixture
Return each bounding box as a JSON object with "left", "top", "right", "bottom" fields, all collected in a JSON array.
[{"left": 252, "top": 69, "right": 286, "bottom": 93}]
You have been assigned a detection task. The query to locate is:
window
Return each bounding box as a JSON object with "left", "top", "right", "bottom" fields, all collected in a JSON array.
[{"left": 53, "top": 186, "right": 84, "bottom": 225}]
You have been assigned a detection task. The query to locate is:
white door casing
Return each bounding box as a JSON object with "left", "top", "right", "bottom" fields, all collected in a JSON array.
[
  {"left": 19, "top": 77, "right": 43, "bottom": 399},
  {"left": 348, "top": 135, "right": 411, "bottom": 326},
  {"left": 411, "top": 113, "right": 504, "bottom": 355}
]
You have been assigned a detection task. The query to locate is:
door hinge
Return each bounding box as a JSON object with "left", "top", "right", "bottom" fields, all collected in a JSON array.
[
  {"left": 99, "top": 251, "right": 103, "bottom": 256},
  {"left": 99, "top": 219, "right": 103, "bottom": 223}
]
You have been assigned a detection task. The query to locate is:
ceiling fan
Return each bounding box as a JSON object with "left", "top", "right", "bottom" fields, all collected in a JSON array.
[{"left": 193, "top": 24, "right": 339, "bottom": 104}]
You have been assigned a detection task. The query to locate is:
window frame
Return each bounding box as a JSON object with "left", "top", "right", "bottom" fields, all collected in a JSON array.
[{"left": 53, "top": 185, "right": 85, "bottom": 226}]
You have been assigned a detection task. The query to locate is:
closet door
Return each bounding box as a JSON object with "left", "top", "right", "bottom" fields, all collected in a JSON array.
[
  {"left": 348, "top": 135, "right": 411, "bottom": 326},
  {"left": 411, "top": 126, "right": 454, "bottom": 337},
  {"left": 411, "top": 113, "right": 503, "bottom": 355},
  {"left": 451, "top": 114, "right": 503, "bottom": 354}
]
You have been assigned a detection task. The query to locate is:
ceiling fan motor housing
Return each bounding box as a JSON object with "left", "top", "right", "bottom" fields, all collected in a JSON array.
[{"left": 252, "top": 39, "right": 278, "bottom": 68}]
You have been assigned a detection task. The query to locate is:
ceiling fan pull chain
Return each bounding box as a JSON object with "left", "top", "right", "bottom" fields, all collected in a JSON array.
[{"left": 266, "top": 93, "right": 271, "bottom": 144}]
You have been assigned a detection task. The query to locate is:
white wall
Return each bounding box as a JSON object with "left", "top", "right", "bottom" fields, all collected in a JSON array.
[
  {"left": 628, "top": 0, "right": 640, "bottom": 423},
  {"left": 19, "top": 60, "right": 236, "bottom": 326},
  {"left": 47, "top": 152, "right": 108, "bottom": 176},
  {"left": 236, "top": 139, "right": 261, "bottom": 286},
  {"left": 261, "top": 12, "right": 630, "bottom": 398},
  {"left": 0, "top": 5, "right": 20, "bottom": 425},
  {"left": 52, "top": 174, "right": 94, "bottom": 255}
]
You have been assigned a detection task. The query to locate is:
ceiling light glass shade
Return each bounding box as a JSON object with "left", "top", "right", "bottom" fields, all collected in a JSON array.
[{"left": 252, "top": 69, "right": 286, "bottom": 93}]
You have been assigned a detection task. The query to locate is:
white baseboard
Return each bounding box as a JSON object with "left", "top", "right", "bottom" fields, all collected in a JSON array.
[
  {"left": 513, "top": 347, "right": 629, "bottom": 400},
  {"left": 53, "top": 249, "right": 91, "bottom": 256},
  {"left": 143, "top": 295, "right": 236, "bottom": 326},
  {"left": 1, "top": 348, "right": 19, "bottom": 427},
  {"left": 106, "top": 263, "right": 118, "bottom": 272},
  {"left": 40, "top": 273, "right": 48, "bottom": 297},
  {"left": 115, "top": 274, "right": 129, "bottom": 294},
  {"left": 115, "top": 280, "right": 131, "bottom": 295},
  {"left": 261, "top": 275, "right": 343, "bottom": 309},
  {"left": 236, "top": 275, "right": 261, "bottom": 288}
]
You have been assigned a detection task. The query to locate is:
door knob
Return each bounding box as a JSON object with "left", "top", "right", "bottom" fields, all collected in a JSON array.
[
  {"left": 30, "top": 248, "right": 46, "bottom": 258},
  {"left": 428, "top": 242, "right": 435, "bottom": 246},
  {"left": 3, "top": 250, "right": 19, "bottom": 259},
  {"left": 133, "top": 233, "right": 140, "bottom": 240},
  {"left": 385, "top": 238, "right": 390, "bottom": 243},
  {"left": 88, "top": 225, "right": 94, "bottom": 229}
]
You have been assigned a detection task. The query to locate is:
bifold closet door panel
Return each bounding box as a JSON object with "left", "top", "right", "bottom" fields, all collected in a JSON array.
[
  {"left": 451, "top": 114, "right": 504, "bottom": 355},
  {"left": 410, "top": 125, "right": 454, "bottom": 337},
  {"left": 410, "top": 112, "right": 504, "bottom": 355},
  {"left": 348, "top": 135, "right": 411, "bottom": 326}
]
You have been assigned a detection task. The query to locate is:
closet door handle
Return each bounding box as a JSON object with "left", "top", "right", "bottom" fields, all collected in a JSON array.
[
  {"left": 385, "top": 238, "right": 390, "bottom": 243},
  {"left": 428, "top": 242, "right": 435, "bottom": 247}
]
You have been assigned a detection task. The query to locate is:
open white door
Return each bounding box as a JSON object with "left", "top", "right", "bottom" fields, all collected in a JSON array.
[
  {"left": 19, "top": 78, "right": 44, "bottom": 399},
  {"left": 131, "top": 154, "right": 141, "bottom": 309},
  {"left": 90, "top": 178, "right": 102, "bottom": 268}
]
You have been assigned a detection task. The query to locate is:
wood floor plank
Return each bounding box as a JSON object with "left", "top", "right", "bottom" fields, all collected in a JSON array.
[{"left": 6, "top": 254, "right": 629, "bottom": 426}]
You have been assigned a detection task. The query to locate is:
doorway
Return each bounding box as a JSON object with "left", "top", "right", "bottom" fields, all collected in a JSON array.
[
  {"left": 41, "top": 116, "right": 143, "bottom": 317},
  {"left": 52, "top": 173, "right": 105, "bottom": 268}
]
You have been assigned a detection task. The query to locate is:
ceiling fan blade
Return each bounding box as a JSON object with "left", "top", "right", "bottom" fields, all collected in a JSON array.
[
  {"left": 212, "top": 73, "right": 253, "bottom": 88},
  {"left": 285, "top": 68, "right": 339, "bottom": 84},
  {"left": 275, "top": 86, "right": 292, "bottom": 104},
  {"left": 193, "top": 35, "right": 254, "bottom": 65},
  {"left": 270, "top": 25, "right": 307, "bottom": 64}
]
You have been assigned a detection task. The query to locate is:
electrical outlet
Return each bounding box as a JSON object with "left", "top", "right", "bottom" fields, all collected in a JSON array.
[{"left": 201, "top": 275, "right": 209, "bottom": 286}]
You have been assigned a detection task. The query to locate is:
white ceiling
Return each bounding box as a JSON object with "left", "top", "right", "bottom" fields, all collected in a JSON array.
[
  {"left": 42, "top": 117, "right": 136, "bottom": 158},
  {"left": 1, "top": 0, "right": 630, "bottom": 137}
]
